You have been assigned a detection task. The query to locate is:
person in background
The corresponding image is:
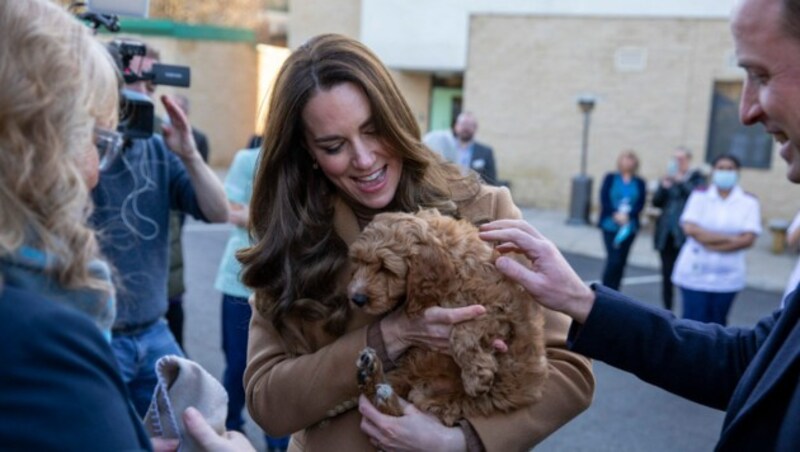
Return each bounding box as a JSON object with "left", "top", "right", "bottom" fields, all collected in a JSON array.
[
  {"left": 452, "top": 112, "right": 499, "bottom": 186},
  {"left": 598, "top": 150, "right": 646, "bottom": 291},
  {"left": 166, "top": 93, "right": 211, "bottom": 352},
  {"left": 213, "top": 146, "right": 289, "bottom": 452},
  {"left": 422, "top": 120, "right": 458, "bottom": 158},
  {"left": 239, "top": 34, "right": 593, "bottom": 452},
  {"left": 426, "top": 113, "right": 499, "bottom": 186},
  {"left": 651, "top": 147, "right": 706, "bottom": 311},
  {"left": 671, "top": 154, "right": 761, "bottom": 325},
  {"left": 92, "top": 39, "right": 228, "bottom": 416},
  {"left": 246, "top": 133, "right": 264, "bottom": 150}
]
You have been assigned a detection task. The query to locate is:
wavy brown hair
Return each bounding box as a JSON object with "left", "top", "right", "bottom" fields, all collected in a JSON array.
[
  {"left": 0, "top": 0, "right": 118, "bottom": 295},
  {"left": 238, "top": 34, "right": 478, "bottom": 346}
]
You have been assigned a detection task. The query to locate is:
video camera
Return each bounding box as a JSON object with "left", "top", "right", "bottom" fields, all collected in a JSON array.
[
  {"left": 106, "top": 39, "right": 191, "bottom": 140},
  {"left": 73, "top": 1, "right": 191, "bottom": 141}
]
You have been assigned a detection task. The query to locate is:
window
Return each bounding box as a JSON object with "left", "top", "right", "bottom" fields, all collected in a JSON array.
[{"left": 706, "top": 81, "right": 773, "bottom": 169}]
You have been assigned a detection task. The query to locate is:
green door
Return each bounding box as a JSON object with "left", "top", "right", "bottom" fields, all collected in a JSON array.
[{"left": 429, "top": 87, "right": 462, "bottom": 132}]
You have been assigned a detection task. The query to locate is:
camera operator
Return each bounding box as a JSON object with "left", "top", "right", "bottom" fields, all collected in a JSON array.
[{"left": 91, "top": 40, "right": 228, "bottom": 417}]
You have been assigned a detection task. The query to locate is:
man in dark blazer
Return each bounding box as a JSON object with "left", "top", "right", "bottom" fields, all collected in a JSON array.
[
  {"left": 478, "top": 0, "right": 800, "bottom": 449},
  {"left": 441, "top": 112, "right": 499, "bottom": 186}
]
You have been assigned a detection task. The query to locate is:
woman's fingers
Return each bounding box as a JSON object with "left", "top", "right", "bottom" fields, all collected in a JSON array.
[{"left": 423, "top": 304, "right": 485, "bottom": 325}]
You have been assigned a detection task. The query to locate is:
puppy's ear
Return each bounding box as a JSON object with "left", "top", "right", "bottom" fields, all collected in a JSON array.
[{"left": 406, "top": 237, "right": 456, "bottom": 317}]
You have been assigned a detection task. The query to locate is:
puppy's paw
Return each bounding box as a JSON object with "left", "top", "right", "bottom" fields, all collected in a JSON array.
[
  {"left": 356, "top": 348, "right": 404, "bottom": 417},
  {"left": 357, "top": 347, "right": 380, "bottom": 388},
  {"left": 376, "top": 384, "right": 395, "bottom": 405}
]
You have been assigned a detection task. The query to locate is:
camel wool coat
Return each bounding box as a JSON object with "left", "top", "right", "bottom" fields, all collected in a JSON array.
[{"left": 244, "top": 185, "right": 595, "bottom": 452}]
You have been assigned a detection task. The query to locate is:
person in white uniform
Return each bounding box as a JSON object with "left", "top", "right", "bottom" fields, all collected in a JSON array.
[{"left": 671, "top": 154, "right": 762, "bottom": 325}]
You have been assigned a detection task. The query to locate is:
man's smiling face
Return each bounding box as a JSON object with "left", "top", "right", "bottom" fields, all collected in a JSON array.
[{"left": 733, "top": 0, "right": 800, "bottom": 182}]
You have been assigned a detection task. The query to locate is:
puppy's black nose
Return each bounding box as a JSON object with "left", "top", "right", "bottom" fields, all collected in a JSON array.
[{"left": 351, "top": 293, "right": 369, "bottom": 307}]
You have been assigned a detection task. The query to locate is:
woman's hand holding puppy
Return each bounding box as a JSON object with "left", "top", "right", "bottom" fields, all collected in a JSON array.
[{"left": 380, "top": 305, "right": 487, "bottom": 361}]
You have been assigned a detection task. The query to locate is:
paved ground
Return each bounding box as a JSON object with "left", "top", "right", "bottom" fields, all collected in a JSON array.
[{"left": 181, "top": 220, "right": 783, "bottom": 451}]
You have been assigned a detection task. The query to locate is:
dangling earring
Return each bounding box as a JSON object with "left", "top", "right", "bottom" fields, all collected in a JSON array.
[{"left": 312, "top": 160, "right": 319, "bottom": 170}]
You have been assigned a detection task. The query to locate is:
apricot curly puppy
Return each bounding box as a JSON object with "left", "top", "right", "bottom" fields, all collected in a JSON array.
[{"left": 349, "top": 209, "right": 548, "bottom": 426}]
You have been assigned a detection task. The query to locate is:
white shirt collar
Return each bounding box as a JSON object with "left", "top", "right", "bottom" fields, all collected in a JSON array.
[{"left": 709, "top": 184, "right": 744, "bottom": 201}]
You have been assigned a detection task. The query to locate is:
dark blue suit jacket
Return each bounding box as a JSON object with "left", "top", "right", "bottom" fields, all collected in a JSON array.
[
  {"left": 0, "top": 284, "right": 151, "bottom": 451},
  {"left": 570, "top": 285, "right": 800, "bottom": 451},
  {"left": 470, "top": 142, "right": 498, "bottom": 186}
]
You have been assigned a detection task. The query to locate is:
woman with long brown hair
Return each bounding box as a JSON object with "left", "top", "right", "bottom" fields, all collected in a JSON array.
[{"left": 240, "top": 34, "right": 593, "bottom": 451}]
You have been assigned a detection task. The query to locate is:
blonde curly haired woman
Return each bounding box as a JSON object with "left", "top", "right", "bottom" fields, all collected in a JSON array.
[
  {"left": 0, "top": 0, "right": 121, "bottom": 335},
  {"left": 0, "top": 3, "right": 255, "bottom": 450},
  {"left": 0, "top": 0, "right": 147, "bottom": 448}
]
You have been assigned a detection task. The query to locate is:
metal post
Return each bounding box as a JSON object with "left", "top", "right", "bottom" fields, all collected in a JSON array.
[
  {"left": 567, "top": 95, "right": 596, "bottom": 225},
  {"left": 580, "top": 109, "right": 590, "bottom": 176}
]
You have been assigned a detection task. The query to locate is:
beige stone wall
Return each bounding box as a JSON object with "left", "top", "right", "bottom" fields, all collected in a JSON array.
[
  {"left": 286, "top": 0, "right": 432, "bottom": 135},
  {"left": 466, "top": 14, "right": 797, "bottom": 222},
  {"left": 390, "top": 70, "right": 432, "bottom": 134},
  {"left": 288, "top": 0, "right": 361, "bottom": 48},
  {"left": 113, "top": 35, "right": 258, "bottom": 168}
]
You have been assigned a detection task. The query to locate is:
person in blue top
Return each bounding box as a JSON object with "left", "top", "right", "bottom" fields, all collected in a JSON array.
[
  {"left": 598, "top": 150, "right": 647, "bottom": 290},
  {"left": 213, "top": 147, "right": 291, "bottom": 451},
  {"left": 91, "top": 42, "right": 229, "bottom": 416}
]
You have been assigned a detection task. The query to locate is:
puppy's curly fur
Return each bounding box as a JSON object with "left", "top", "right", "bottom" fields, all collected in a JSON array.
[{"left": 349, "top": 209, "right": 548, "bottom": 426}]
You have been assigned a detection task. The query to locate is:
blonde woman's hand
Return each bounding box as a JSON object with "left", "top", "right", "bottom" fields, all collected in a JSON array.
[{"left": 182, "top": 407, "right": 256, "bottom": 452}]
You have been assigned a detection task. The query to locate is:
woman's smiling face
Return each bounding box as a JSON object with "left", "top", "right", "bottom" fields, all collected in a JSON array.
[{"left": 302, "top": 82, "right": 402, "bottom": 210}]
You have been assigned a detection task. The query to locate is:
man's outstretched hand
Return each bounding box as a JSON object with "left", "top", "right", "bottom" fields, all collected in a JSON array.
[{"left": 479, "top": 219, "right": 595, "bottom": 324}]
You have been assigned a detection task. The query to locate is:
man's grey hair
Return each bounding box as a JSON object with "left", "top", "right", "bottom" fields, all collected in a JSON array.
[{"left": 675, "top": 146, "right": 692, "bottom": 159}]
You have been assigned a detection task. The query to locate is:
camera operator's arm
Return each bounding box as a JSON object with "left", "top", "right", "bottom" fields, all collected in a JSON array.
[{"left": 161, "top": 95, "right": 228, "bottom": 223}]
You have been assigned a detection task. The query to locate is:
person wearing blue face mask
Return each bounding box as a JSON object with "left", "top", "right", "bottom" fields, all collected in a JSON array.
[{"left": 670, "top": 154, "right": 762, "bottom": 325}]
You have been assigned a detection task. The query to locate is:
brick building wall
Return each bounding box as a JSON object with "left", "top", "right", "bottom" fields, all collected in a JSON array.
[
  {"left": 465, "top": 14, "right": 798, "bottom": 222},
  {"left": 287, "top": 0, "right": 432, "bottom": 134},
  {"left": 284, "top": 1, "right": 798, "bottom": 222}
]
